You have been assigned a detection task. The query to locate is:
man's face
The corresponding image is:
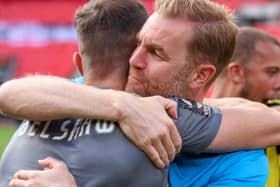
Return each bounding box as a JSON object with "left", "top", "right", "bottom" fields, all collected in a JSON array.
[
  {"left": 125, "top": 12, "right": 194, "bottom": 98},
  {"left": 240, "top": 40, "right": 280, "bottom": 103}
]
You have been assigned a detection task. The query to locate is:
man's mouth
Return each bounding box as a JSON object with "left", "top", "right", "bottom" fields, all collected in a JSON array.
[
  {"left": 127, "top": 75, "right": 140, "bottom": 84},
  {"left": 128, "top": 71, "right": 145, "bottom": 84}
]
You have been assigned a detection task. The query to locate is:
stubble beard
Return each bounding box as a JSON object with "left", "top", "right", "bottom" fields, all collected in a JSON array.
[
  {"left": 239, "top": 78, "right": 266, "bottom": 103},
  {"left": 125, "top": 65, "right": 190, "bottom": 98}
]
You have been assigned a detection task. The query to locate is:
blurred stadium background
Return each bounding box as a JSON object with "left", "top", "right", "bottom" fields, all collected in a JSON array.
[{"left": 0, "top": 0, "right": 280, "bottom": 158}]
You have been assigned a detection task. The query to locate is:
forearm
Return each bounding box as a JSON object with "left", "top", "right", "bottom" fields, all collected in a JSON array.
[
  {"left": 270, "top": 105, "right": 280, "bottom": 112},
  {"left": 203, "top": 97, "right": 250, "bottom": 107},
  {"left": 0, "top": 75, "right": 181, "bottom": 168},
  {"left": 0, "top": 75, "right": 125, "bottom": 121},
  {"left": 208, "top": 101, "right": 280, "bottom": 151}
]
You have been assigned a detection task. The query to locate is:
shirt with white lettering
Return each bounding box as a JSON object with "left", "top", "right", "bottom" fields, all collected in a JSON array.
[{"left": 0, "top": 98, "right": 221, "bottom": 187}]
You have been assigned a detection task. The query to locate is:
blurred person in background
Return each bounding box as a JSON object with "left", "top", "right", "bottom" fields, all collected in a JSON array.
[
  {"left": 0, "top": 55, "right": 16, "bottom": 85},
  {"left": 212, "top": 27, "right": 280, "bottom": 187},
  {"left": 0, "top": 0, "right": 238, "bottom": 186},
  {"left": 0, "top": 55, "right": 19, "bottom": 126}
]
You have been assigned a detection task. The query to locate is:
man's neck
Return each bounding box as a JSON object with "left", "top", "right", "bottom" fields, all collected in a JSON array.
[
  {"left": 84, "top": 79, "right": 125, "bottom": 90},
  {"left": 82, "top": 62, "right": 129, "bottom": 90},
  {"left": 211, "top": 80, "right": 241, "bottom": 98},
  {"left": 84, "top": 74, "right": 127, "bottom": 91},
  {"left": 184, "top": 88, "right": 205, "bottom": 103}
]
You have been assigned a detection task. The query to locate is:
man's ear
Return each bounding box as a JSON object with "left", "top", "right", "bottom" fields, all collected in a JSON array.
[
  {"left": 227, "top": 63, "right": 244, "bottom": 84},
  {"left": 73, "top": 51, "right": 83, "bottom": 75},
  {"left": 189, "top": 63, "right": 216, "bottom": 88}
]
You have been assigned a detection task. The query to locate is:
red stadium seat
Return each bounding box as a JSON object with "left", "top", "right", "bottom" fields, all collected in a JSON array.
[
  {"left": 0, "top": 42, "right": 77, "bottom": 78},
  {"left": 0, "top": 0, "right": 155, "bottom": 78},
  {"left": 0, "top": 0, "right": 154, "bottom": 24}
]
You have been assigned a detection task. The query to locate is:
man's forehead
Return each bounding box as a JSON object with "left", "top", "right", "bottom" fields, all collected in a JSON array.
[
  {"left": 138, "top": 12, "right": 193, "bottom": 43},
  {"left": 253, "top": 40, "right": 280, "bottom": 63},
  {"left": 246, "top": 43, "right": 280, "bottom": 71}
]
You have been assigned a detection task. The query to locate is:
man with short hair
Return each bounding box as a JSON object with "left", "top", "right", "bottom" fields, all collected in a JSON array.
[
  {"left": 1, "top": 0, "right": 236, "bottom": 186},
  {"left": 3, "top": 0, "right": 280, "bottom": 186},
  {"left": 212, "top": 27, "right": 280, "bottom": 187},
  {"left": 2, "top": 0, "right": 180, "bottom": 186}
]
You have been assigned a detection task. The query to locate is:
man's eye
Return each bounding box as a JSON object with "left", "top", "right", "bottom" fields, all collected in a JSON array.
[
  {"left": 266, "top": 68, "right": 280, "bottom": 76},
  {"left": 149, "top": 48, "right": 160, "bottom": 57}
]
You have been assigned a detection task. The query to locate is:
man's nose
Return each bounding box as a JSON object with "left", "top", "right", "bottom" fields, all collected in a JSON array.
[{"left": 129, "top": 46, "right": 146, "bottom": 69}]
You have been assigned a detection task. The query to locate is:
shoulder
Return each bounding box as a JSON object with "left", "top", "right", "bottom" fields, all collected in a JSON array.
[{"left": 171, "top": 97, "right": 221, "bottom": 117}]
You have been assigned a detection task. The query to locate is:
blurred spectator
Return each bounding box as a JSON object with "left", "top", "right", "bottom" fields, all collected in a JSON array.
[
  {"left": 212, "top": 27, "right": 280, "bottom": 187},
  {"left": 0, "top": 55, "right": 16, "bottom": 84},
  {"left": 0, "top": 55, "right": 20, "bottom": 125},
  {"left": 236, "top": 2, "right": 280, "bottom": 26}
]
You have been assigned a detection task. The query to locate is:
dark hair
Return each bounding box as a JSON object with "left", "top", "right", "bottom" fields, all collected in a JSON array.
[
  {"left": 74, "top": 0, "right": 148, "bottom": 66},
  {"left": 232, "top": 27, "right": 280, "bottom": 66}
]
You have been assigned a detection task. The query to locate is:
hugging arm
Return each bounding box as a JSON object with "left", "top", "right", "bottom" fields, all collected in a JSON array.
[
  {"left": 205, "top": 97, "right": 280, "bottom": 151},
  {"left": 0, "top": 75, "right": 181, "bottom": 168},
  {"left": 152, "top": 97, "right": 280, "bottom": 154},
  {"left": 0, "top": 75, "right": 122, "bottom": 121},
  {"left": 3, "top": 76, "right": 280, "bottom": 165}
]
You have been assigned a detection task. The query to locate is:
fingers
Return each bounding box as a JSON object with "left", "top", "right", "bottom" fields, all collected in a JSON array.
[
  {"left": 9, "top": 178, "right": 29, "bottom": 187},
  {"left": 38, "top": 157, "right": 61, "bottom": 169},
  {"left": 161, "top": 133, "right": 176, "bottom": 161},
  {"left": 157, "top": 96, "right": 178, "bottom": 120},
  {"left": 168, "top": 122, "right": 182, "bottom": 153},
  {"left": 154, "top": 122, "right": 176, "bottom": 162},
  {"left": 118, "top": 95, "right": 181, "bottom": 169},
  {"left": 142, "top": 144, "right": 165, "bottom": 169},
  {"left": 14, "top": 170, "right": 35, "bottom": 180},
  {"left": 146, "top": 96, "right": 181, "bottom": 163},
  {"left": 156, "top": 96, "right": 182, "bottom": 154},
  {"left": 152, "top": 137, "right": 169, "bottom": 167},
  {"left": 10, "top": 170, "right": 41, "bottom": 187},
  {"left": 158, "top": 114, "right": 182, "bottom": 156},
  {"left": 141, "top": 128, "right": 176, "bottom": 167}
]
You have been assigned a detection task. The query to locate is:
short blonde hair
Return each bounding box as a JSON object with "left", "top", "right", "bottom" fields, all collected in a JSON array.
[{"left": 155, "top": 0, "right": 239, "bottom": 81}]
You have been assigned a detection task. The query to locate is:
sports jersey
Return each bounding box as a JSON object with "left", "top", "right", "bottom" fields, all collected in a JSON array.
[
  {"left": 266, "top": 146, "right": 279, "bottom": 187},
  {"left": 0, "top": 95, "right": 222, "bottom": 186},
  {"left": 169, "top": 90, "right": 270, "bottom": 187},
  {"left": 169, "top": 150, "right": 268, "bottom": 187},
  {"left": 265, "top": 99, "right": 280, "bottom": 187}
]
